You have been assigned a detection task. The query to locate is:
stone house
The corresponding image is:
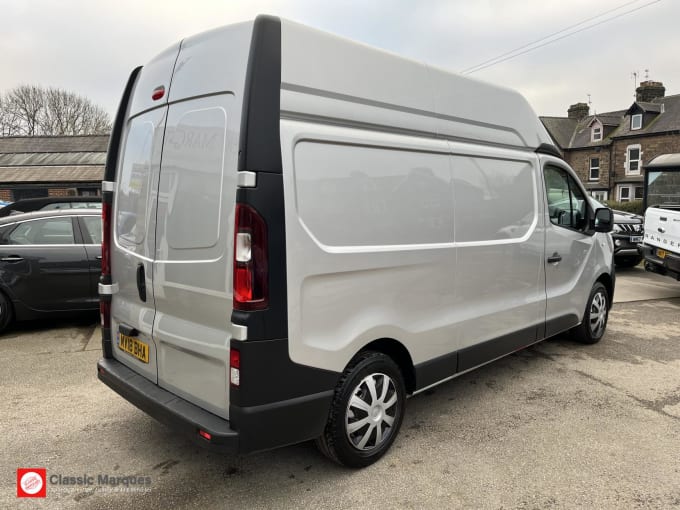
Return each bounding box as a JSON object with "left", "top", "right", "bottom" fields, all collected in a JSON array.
[
  {"left": 0, "top": 135, "right": 108, "bottom": 202},
  {"left": 540, "top": 81, "right": 680, "bottom": 202}
]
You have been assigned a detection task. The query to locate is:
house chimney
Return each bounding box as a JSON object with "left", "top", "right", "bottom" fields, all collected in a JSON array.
[
  {"left": 636, "top": 80, "right": 665, "bottom": 102},
  {"left": 567, "top": 102, "right": 590, "bottom": 120}
]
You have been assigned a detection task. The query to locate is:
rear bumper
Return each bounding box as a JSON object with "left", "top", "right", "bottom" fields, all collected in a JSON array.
[
  {"left": 97, "top": 356, "right": 335, "bottom": 454},
  {"left": 639, "top": 244, "right": 680, "bottom": 278},
  {"left": 97, "top": 358, "right": 239, "bottom": 452}
]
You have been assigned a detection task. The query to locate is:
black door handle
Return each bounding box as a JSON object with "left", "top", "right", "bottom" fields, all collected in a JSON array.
[
  {"left": 547, "top": 253, "right": 562, "bottom": 264},
  {"left": 136, "top": 263, "right": 147, "bottom": 302}
]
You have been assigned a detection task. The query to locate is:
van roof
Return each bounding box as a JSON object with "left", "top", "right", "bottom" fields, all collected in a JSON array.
[{"left": 143, "top": 15, "right": 554, "bottom": 154}]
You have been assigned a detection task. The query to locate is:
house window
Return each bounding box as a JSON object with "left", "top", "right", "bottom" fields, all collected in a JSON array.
[
  {"left": 625, "top": 144, "right": 642, "bottom": 175},
  {"left": 631, "top": 114, "right": 643, "bottom": 130},
  {"left": 590, "top": 190, "right": 608, "bottom": 201},
  {"left": 591, "top": 125, "right": 602, "bottom": 142},
  {"left": 589, "top": 157, "right": 600, "bottom": 181},
  {"left": 618, "top": 185, "right": 643, "bottom": 202}
]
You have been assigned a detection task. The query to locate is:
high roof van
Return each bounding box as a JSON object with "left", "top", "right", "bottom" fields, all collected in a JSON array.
[{"left": 97, "top": 15, "right": 615, "bottom": 467}]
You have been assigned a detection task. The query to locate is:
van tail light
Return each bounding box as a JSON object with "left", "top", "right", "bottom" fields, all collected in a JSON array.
[
  {"left": 101, "top": 201, "right": 112, "bottom": 277},
  {"left": 100, "top": 199, "right": 112, "bottom": 330},
  {"left": 229, "top": 348, "right": 240, "bottom": 387},
  {"left": 233, "top": 204, "right": 268, "bottom": 310}
]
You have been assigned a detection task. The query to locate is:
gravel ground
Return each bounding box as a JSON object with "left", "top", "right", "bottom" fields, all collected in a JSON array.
[{"left": 1, "top": 273, "right": 679, "bottom": 510}]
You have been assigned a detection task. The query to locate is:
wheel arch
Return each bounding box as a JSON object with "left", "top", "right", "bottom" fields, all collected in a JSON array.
[
  {"left": 356, "top": 338, "right": 416, "bottom": 395},
  {"left": 596, "top": 272, "right": 614, "bottom": 310}
]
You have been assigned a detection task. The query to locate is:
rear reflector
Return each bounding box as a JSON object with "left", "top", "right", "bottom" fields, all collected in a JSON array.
[
  {"left": 100, "top": 301, "right": 111, "bottom": 329},
  {"left": 229, "top": 349, "right": 240, "bottom": 387},
  {"left": 233, "top": 204, "right": 268, "bottom": 310},
  {"left": 198, "top": 430, "right": 212, "bottom": 441}
]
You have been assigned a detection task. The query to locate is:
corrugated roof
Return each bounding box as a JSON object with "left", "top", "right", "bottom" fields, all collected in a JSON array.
[
  {"left": 0, "top": 152, "right": 107, "bottom": 167},
  {"left": 0, "top": 166, "right": 103, "bottom": 183},
  {"left": 0, "top": 135, "right": 109, "bottom": 154}
]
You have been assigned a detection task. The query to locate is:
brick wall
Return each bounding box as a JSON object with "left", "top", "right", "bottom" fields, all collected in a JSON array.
[
  {"left": 612, "top": 133, "right": 680, "bottom": 184},
  {"left": 564, "top": 148, "right": 611, "bottom": 189},
  {"left": 47, "top": 188, "right": 77, "bottom": 197}
]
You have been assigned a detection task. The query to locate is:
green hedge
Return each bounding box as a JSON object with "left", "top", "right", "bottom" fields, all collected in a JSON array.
[{"left": 604, "top": 200, "right": 644, "bottom": 215}]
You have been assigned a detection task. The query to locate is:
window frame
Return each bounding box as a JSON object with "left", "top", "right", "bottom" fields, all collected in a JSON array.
[
  {"left": 590, "top": 190, "right": 608, "bottom": 201},
  {"left": 625, "top": 144, "right": 642, "bottom": 175},
  {"left": 631, "top": 114, "right": 643, "bottom": 130},
  {"left": 589, "top": 157, "right": 600, "bottom": 181},
  {"left": 591, "top": 122, "right": 603, "bottom": 142},
  {"left": 544, "top": 165, "right": 591, "bottom": 234},
  {"left": 618, "top": 185, "right": 631, "bottom": 202}
]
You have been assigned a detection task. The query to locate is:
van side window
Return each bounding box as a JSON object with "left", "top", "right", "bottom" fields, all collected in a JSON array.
[{"left": 544, "top": 166, "right": 587, "bottom": 230}]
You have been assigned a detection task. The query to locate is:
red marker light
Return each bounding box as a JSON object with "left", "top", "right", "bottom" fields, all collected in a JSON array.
[
  {"left": 152, "top": 86, "right": 165, "bottom": 101},
  {"left": 198, "top": 430, "right": 212, "bottom": 441}
]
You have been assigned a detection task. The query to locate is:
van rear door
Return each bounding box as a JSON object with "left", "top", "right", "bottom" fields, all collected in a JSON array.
[
  {"left": 110, "top": 44, "right": 179, "bottom": 383},
  {"left": 152, "top": 23, "right": 252, "bottom": 420}
]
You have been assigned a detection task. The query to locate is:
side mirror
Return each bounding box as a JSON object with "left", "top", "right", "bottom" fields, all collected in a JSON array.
[{"left": 593, "top": 207, "right": 613, "bottom": 233}]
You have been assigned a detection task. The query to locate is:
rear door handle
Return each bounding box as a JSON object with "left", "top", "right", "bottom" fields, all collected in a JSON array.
[
  {"left": 547, "top": 253, "right": 562, "bottom": 264},
  {"left": 1, "top": 255, "right": 24, "bottom": 262},
  {"left": 95, "top": 255, "right": 102, "bottom": 260},
  {"left": 136, "top": 263, "right": 147, "bottom": 302}
]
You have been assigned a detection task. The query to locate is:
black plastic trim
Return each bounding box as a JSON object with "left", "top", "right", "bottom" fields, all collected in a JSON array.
[
  {"left": 97, "top": 358, "right": 239, "bottom": 452},
  {"left": 536, "top": 143, "right": 563, "bottom": 159},
  {"left": 238, "top": 15, "right": 282, "bottom": 175},
  {"left": 101, "top": 328, "right": 113, "bottom": 358},
  {"left": 545, "top": 314, "right": 580, "bottom": 338},
  {"left": 98, "top": 357, "right": 335, "bottom": 454},
  {"left": 231, "top": 15, "right": 288, "bottom": 341},
  {"left": 104, "top": 66, "right": 142, "bottom": 183},
  {"left": 457, "top": 325, "right": 540, "bottom": 374},
  {"left": 414, "top": 351, "right": 458, "bottom": 390},
  {"left": 414, "top": 325, "right": 541, "bottom": 390},
  {"left": 229, "top": 390, "right": 334, "bottom": 454},
  {"left": 229, "top": 337, "right": 340, "bottom": 408}
]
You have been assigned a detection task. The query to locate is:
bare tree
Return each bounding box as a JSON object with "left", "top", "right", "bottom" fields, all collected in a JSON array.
[{"left": 0, "top": 85, "right": 111, "bottom": 136}]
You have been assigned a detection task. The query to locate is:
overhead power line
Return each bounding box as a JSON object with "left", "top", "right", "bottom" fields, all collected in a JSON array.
[{"left": 461, "top": 0, "right": 662, "bottom": 75}]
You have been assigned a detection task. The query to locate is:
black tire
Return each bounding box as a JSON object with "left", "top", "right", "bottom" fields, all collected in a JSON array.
[
  {"left": 615, "top": 256, "right": 642, "bottom": 268},
  {"left": 0, "top": 291, "right": 13, "bottom": 333},
  {"left": 571, "top": 282, "right": 609, "bottom": 344},
  {"left": 316, "top": 351, "right": 406, "bottom": 468}
]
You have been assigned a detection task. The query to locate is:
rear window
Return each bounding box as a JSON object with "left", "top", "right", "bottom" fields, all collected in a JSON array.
[
  {"left": 116, "top": 113, "right": 162, "bottom": 245},
  {"left": 5, "top": 218, "right": 75, "bottom": 245}
]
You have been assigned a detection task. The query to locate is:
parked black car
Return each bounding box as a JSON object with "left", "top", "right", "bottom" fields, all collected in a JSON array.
[
  {"left": 0, "top": 196, "right": 102, "bottom": 218},
  {"left": 0, "top": 209, "right": 102, "bottom": 332},
  {"left": 611, "top": 209, "right": 644, "bottom": 267},
  {"left": 588, "top": 198, "right": 643, "bottom": 267}
]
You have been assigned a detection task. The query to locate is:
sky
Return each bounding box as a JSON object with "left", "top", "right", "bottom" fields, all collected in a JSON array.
[{"left": 1, "top": 0, "right": 678, "bottom": 120}]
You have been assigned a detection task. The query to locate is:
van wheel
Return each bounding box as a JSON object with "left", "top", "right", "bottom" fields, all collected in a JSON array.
[
  {"left": 316, "top": 351, "right": 406, "bottom": 468},
  {"left": 571, "top": 282, "right": 609, "bottom": 344},
  {"left": 0, "top": 291, "right": 13, "bottom": 333}
]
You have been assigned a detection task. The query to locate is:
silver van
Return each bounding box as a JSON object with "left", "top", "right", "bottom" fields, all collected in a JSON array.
[{"left": 97, "top": 15, "right": 615, "bottom": 468}]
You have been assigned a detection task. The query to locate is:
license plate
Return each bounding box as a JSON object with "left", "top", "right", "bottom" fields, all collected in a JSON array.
[
  {"left": 630, "top": 236, "right": 643, "bottom": 243},
  {"left": 118, "top": 333, "right": 149, "bottom": 363},
  {"left": 658, "top": 249, "right": 667, "bottom": 259}
]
